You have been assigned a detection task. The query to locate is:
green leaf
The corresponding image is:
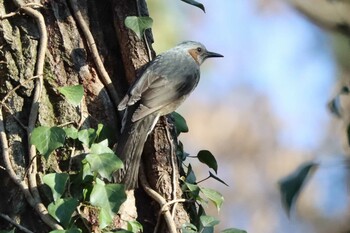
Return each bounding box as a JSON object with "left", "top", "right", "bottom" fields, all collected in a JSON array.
[
  {"left": 180, "top": 0, "right": 205, "bottom": 12},
  {"left": 90, "top": 178, "right": 126, "bottom": 229},
  {"left": 172, "top": 112, "right": 189, "bottom": 134},
  {"left": 200, "top": 187, "right": 224, "bottom": 211},
  {"left": 78, "top": 128, "right": 97, "bottom": 146},
  {"left": 186, "top": 163, "right": 196, "bottom": 184},
  {"left": 81, "top": 159, "right": 94, "bottom": 182},
  {"left": 58, "top": 85, "right": 84, "bottom": 106},
  {"left": 64, "top": 127, "right": 79, "bottom": 139},
  {"left": 90, "top": 140, "right": 113, "bottom": 154},
  {"left": 95, "top": 123, "right": 105, "bottom": 142},
  {"left": 124, "top": 16, "right": 153, "bottom": 39},
  {"left": 85, "top": 152, "right": 123, "bottom": 181},
  {"left": 198, "top": 150, "right": 218, "bottom": 174},
  {"left": 49, "top": 228, "right": 82, "bottom": 233},
  {"left": 221, "top": 228, "right": 247, "bottom": 233},
  {"left": 200, "top": 215, "right": 220, "bottom": 228},
  {"left": 127, "top": 220, "right": 143, "bottom": 233},
  {"left": 43, "top": 173, "right": 69, "bottom": 201},
  {"left": 85, "top": 140, "right": 123, "bottom": 181},
  {"left": 176, "top": 141, "right": 188, "bottom": 161},
  {"left": 183, "top": 182, "right": 200, "bottom": 199},
  {"left": 0, "top": 229, "right": 15, "bottom": 233},
  {"left": 278, "top": 161, "right": 318, "bottom": 215},
  {"left": 48, "top": 198, "right": 79, "bottom": 228},
  {"left": 182, "top": 223, "right": 197, "bottom": 233},
  {"left": 209, "top": 171, "right": 228, "bottom": 186},
  {"left": 30, "top": 126, "right": 66, "bottom": 159}
]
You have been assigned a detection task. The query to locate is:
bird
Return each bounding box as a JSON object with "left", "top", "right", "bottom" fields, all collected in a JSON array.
[{"left": 115, "top": 41, "right": 223, "bottom": 190}]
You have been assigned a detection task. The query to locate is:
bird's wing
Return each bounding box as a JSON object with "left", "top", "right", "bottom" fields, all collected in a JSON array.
[
  {"left": 131, "top": 71, "right": 199, "bottom": 122},
  {"left": 119, "top": 55, "right": 199, "bottom": 122}
]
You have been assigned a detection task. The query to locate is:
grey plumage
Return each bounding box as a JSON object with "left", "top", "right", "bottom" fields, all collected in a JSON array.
[{"left": 115, "top": 41, "right": 223, "bottom": 189}]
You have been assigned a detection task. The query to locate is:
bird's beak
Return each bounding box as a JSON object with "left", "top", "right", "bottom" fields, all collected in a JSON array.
[{"left": 205, "top": 51, "right": 224, "bottom": 58}]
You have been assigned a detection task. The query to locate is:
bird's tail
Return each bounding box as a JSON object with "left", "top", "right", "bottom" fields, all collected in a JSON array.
[{"left": 115, "top": 111, "right": 159, "bottom": 190}]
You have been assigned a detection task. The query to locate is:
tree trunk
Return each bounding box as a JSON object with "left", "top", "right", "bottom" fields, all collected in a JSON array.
[{"left": 0, "top": 0, "right": 189, "bottom": 232}]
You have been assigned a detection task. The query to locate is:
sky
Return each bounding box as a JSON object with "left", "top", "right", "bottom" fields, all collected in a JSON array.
[
  {"left": 179, "top": 0, "right": 336, "bottom": 150},
  {"left": 148, "top": 0, "right": 348, "bottom": 232}
]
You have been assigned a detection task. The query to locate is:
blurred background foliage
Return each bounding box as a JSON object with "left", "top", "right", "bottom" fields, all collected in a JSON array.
[{"left": 148, "top": 0, "right": 350, "bottom": 232}]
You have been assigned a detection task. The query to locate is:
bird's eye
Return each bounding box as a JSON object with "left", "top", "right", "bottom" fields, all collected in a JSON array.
[{"left": 196, "top": 47, "right": 202, "bottom": 53}]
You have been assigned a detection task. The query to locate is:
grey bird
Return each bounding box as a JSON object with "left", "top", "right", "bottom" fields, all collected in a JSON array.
[{"left": 116, "top": 41, "right": 223, "bottom": 189}]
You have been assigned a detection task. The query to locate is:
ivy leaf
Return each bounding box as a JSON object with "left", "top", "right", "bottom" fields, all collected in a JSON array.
[
  {"left": 64, "top": 127, "right": 79, "bottom": 139},
  {"left": 48, "top": 198, "right": 79, "bottom": 228},
  {"left": 0, "top": 229, "right": 15, "bottom": 233},
  {"left": 198, "top": 150, "right": 218, "bottom": 174},
  {"left": 85, "top": 152, "right": 123, "bottom": 181},
  {"left": 182, "top": 223, "right": 197, "bottom": 233},
  {"left": 90, "top": 140, "right": 113, "bottom": 154},
  {"left": 78, "top": 128, "right": 97, "bottom": 146},
  {"left": 278, "top": 161, "right": 318, "bottom": 215},
  {"left": 58, "top": 85, "right": 84, "bottom": 106},
  {"left": 127, "top": 220, "right": 143, "bottom": 233},
  {"left": 200, "top": 187, "right": 224, "bottom": 211},
  {"left": 124, "top": 16, "right": 153, "bottom": 39},
  {"left": 95, "top": 123, "right": 105, "bottom": 142},
  {"left": 30, "top": 126, "right": 66, "bottom": 159},
  {"left": 90, "top": 178, "right": 126, "bottom": 229},
  {"left": 209, "top": 171, "right": 228, "bottom": 186},
  {"left": 85, "top": 140, "right": 123, "bottom": 181},
  {"left": 199, "top": 215, "right": 219, "bottom": 233},
  {"left": 186, "top": 163, "right": 196, "bottom": 184},
  {"left": 49, "top": 228, "right": 82, "bottom": 233},
  {"left": 43, "top": 173, "right": 69, "bottom": 201},
  {"left": 200, "top": 215, "right": 220, "bottom": 228},
  {"left": 183, "top": 182, "right": 200, "bottom": 200},
  {"left": 221, "top": 228, "right": 247, "bottom": 233},
  {"left": 181, "top": 0, "right": 205, "bottom": 12},
  {"left": 172, "top": 112, "right": 189, "bottom": 134},
  {"left": 81, "top": 159, "right": 94, "bottom": 183}
]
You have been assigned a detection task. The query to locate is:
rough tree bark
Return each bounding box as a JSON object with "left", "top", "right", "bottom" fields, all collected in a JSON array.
[{"left": 0, "top": 0, "right": 190, "bottom": 232}]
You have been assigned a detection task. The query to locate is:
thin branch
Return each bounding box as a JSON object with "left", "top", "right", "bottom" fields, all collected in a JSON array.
[
  {"left": 68, "top": 0, "right": 120, "bottom": 108},
  {"left": 164, "top": 122, "right": 178, "bottom": 218},
  {"left": 0, "top": 107, "right": 58, "bottom": 229},
  {"left": 0, "top": 75, "right": 41, "bottom": 106},
  {"left": 0, "top": 3, "right": 43, "bottom": 20},
  {"left": 0, "top": 12, "right": 18, "bottom": 20},
  {"left": 1, "top": 103, "right": 27, "bottom": 129},
  {"left": 136, "top": 0, "right": 153, "bottom": 61},
  {"left": 139, "top": 164, "right": 177, "bottom": 233},
  {"left": 0, "top": 213, "right": 34, "bottom": 233},
  {"left": 9, "top": 0, "right": 62, "bottom": 229},
  {"left": 0, "top": 75, "right": 41, "bottom": 130}
]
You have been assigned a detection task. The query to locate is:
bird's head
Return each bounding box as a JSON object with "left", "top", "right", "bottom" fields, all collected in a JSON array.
[{"left": 177, "top": 41, "right": 223, "bottom": 65}]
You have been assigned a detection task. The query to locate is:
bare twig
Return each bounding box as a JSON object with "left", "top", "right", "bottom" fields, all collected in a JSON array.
[
  {"left": 1, "top": 103, "right": 27, "bottom": 129},
  {"left": 160, "top": 199, "right": 187, "bottom": 214},
  {"left": 0, "top": 75, "right": 41, "bottom": 106},
  {"left": 135, "top": 0, "right": 153, "bottom": 61},
  {"left": 0, "top": 75, "right": 41, "bottom": 130},
  {"left": 8, "top": 0, "right": 62, "bottom": 229},
  {"left": 0, "top": 213, "right": 34, "bottom": 233},
  {"left": 0, "top": 3, "right": 43, "bottom": 20},
  {"left": 0, "top": 107, "right": 61, "bottom": 229},
  {"left": 164, "top": 122, "right": 179, "bottom": 218},
  {"left": 68, "top": 0, "right": 120, "bottom": 107},
  {"left": 139, "top": 164, "right": 177, "bottom": 233},
  {"left": 0, "top": 12, "right": 18, "bottom": 20}
]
